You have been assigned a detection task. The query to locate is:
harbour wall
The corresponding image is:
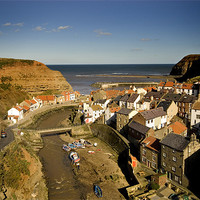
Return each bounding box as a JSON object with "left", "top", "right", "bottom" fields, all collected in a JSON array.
[{"left": 91, "top": 82, "right": 159, "bottom": 89}]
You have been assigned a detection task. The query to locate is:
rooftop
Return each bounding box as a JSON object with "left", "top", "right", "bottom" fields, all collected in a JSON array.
[
  {"left": 169, "top": 121, "right": 187, "bottom": 135},
  {"left": 127, "top": 93, "right": 140, "bottom": 103},
  {"left": 157, "top": 101, "right": 172, "bottom": 112},
  {"left": 140, "top": 107, "right": 166, "bottom": 120},
  {"left": 160, "top": 133, "right": 190, "bottom": 151},
  {"left": 117, "top": 108, "right": 133, "bottom": 115},
  {"left": 141, "top": 136, "right": 160, "bottom": 152},
  {"left": 192, "top": 101, "right": 200, "bottom": 110},
  {"left": 128, "top": 120, "right": 150, "bottom": 134}
]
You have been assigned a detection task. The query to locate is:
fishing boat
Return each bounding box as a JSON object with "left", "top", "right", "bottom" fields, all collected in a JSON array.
[
  {"left": 69, "top": 151, "right": 80, "bottom": 163},
  {"left": 84, "top": 140, "right": 93, "bottom": 147},
  {"left": 68, "top": 143, "right": 77, "bottom": 150},
  {"left": 94, "top": 184, "right": 102, "bottom": 198},
  {"left": 62, "top": 144, "right": 71, "bottom": 152}
]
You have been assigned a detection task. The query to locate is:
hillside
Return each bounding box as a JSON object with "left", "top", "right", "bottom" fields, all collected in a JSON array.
[
  {"left": 0, "top": 88, "right": 29, "bottom": 120},
  {"left": 0, "top": 58, "right": 73, "bottom": 95},
  {"left": 170, "top": 54, "right": 200, "bottom": 81}
]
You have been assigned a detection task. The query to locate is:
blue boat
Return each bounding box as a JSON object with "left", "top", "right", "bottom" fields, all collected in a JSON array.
[
  {"left": 63, "top": 144, "right": 71, "bottom": 152},
  {"left": 94, "top": 184, "right": 102, "bottom": 198},
  {"left": 68, "top": 143, "right": 77, "bottom": 150}
]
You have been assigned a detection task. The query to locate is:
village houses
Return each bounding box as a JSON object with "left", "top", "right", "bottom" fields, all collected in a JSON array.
[
  {"left": 116, "top": 108, "right": 137, "bottom": 134},
  {"left": 140, "top": 136, "right": 160, "bottom": 171},
  {"left": 127, "top": 93, "right": 140, "bottom": 110},
  {"left": 160, "top": 133, "right": 200, "bottom": 187},
  {"left": 104, "top": 103, "right": 120, "bottom": 125},
  {"left": 191, "top": 96, "right": 200, "bottom": 134},
  {"left": 7, "top": 105, "right": 24, "bottom": 124},
  {"left": 157, "top": 100, "right": 178, "bottom": 124},
  {"left": 132, "top": 107, "right": 167, "bottom": 130}
]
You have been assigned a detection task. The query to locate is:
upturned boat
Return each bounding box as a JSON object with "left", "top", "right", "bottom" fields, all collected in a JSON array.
[{"left": 94, "top": 184, "right": 102, "bottom": 198}]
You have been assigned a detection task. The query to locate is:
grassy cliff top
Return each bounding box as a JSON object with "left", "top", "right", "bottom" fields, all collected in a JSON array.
[{"left": 0, "top": 58, "right": 34, "bottom": 69}]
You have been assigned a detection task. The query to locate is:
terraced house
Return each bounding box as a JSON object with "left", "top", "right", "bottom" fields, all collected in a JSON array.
[
  {"left": 116, "top": 108, "right": 137, "bottom": 134},
  {"left": 132, "top": 107, "right": 167, "bottom": 130},
  {"left": 160, "top": 133, "right": 200, "bottom": 187},
  {"left": 140, "top": 136, "right": 160, "bottom": 171}
]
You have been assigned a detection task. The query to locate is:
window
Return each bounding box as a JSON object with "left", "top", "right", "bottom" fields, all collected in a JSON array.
[
  {"left": 163, "top": 162, "right": 166, "bottom": 167},
  {"left": 142, "top": 157, "right": 146, "bottom": 163},
  {"left": 151, "top": 119, "right": 153, "bottom": 123},
  {"left": 172, "top": 156, "right": 177, "bottom": 162},
  {"left": 197, "top": 115, "right": 200, "bottom": 119},
  {"left": 175, "top": 175, "right": 179, "bottom": 182},
  {"left": 152, "top": 154, "right": 156, "bottom": 161},
  {"left": 143, "top": 149, "right": 146, "bottom": 155},
  {"left": 163, "top": 152, "right": 166, "bottom": 157},
  {"left": 172, "top": 166, "right": 176, "bottom": 172},
  {"left": 152, "top": 162, "right": 156, "bottom": 168}
]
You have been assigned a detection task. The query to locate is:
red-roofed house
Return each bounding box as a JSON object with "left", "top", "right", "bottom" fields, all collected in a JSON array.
[
  {"left": 61, "top": 91, "right": 76, "bottom": 101},
  {"left": 157, "top": 81, "right": 165, "bottom": 91},
  {"left": 174, "top": 83, "right": 193, "bottom": 95},
  {"left": 164, "top": 81, "right": 174, "bottom": 90},
  {"left": 8, "top": 105, "right": 24, "bottom": 123},
  {"left": 140, "top": 136, "right": 160, "bottom": 170},
  {"left": 36, "top": 95, "right": 56, "bottom": 105},
  {"left": 168, "top": 121, "right": 187, "bottom": 137}
]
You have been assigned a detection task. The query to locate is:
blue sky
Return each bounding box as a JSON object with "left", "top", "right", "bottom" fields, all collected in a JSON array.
[{"left": 0, "top": 0, "right": 200, "bottom": 64}]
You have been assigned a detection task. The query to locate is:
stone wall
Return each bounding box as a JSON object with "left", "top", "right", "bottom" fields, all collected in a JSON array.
[{"left": 90, "top": 123, "right": 130, "bottom": 155}]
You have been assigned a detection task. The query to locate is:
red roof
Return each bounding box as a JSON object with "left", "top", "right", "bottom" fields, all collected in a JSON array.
[
  {"left": 23, "top": 105, "right": 30, "bottom": 111},
  {"left": 105, "top": 90, "right": 120, "bottom": 99},
  {"left": 182, "top": 83, "right": 193, "bottom": 90},
  {"left": 30, "top": 99, "right": 37, "bottom": 104},
  {"left": 25, "top": 100, "right": 31, "bottom": 105},
  {"left": 169, "top": 121, "right": 187, "bottom": 135},
  {"left": 14, "top": 105, "right": 23, "bottom": 111},
  {"left": 36, "top": 95, "right": 55, "bottom": 101},
  {"left": 142, "top": 136, "right": 160, "bottom": 152},
  {"left": 109, "top": 106, "right": 121, "bottom": 113},
  {"left": 164, "top": 82, "right": 174, "bottom": 87},
  {"left": 158, "top": 82, "right": 165, "bottom": 87}
]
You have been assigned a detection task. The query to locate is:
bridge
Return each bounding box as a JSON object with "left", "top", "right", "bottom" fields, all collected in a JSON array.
[{"left": 37, "top": 127, "right": 72, "bottom": 137}]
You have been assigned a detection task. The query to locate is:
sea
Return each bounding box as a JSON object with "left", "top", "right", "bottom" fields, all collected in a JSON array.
[{"left": 47, "top": 64, "right": 173, "bottom": 95}]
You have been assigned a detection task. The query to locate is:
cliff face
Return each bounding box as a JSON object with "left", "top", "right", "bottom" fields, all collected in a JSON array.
[
  {"left": 0, "top": 58, "right": 73, "bottom": 94},
  {"left": 170, "top": 54, "right": 200, "bottom": 81}
]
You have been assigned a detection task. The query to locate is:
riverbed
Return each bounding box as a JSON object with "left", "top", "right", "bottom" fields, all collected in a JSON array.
[
  {"left": 37, "top": 108, "right": 130, "bottom": 200},
  {"left": 38, "top": 109, "right": 84, "bottom": 199}
]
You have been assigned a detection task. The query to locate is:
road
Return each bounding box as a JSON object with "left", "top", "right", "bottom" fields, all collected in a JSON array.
[{"left": 0, "top": 125, "right": 15, "bottom": 150}]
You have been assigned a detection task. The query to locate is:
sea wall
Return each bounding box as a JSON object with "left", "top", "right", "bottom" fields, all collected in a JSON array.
[{"left": 90, "top": 123, "right": 130, "bottom": 155}]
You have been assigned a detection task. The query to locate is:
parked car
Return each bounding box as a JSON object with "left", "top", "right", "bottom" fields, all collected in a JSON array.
[{"left": 1, "top": 131, "right": 7, "bottom": 138}]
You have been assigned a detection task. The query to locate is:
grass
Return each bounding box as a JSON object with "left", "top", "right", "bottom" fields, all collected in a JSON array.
[
  {"left": 0, "top": 58, "right": 34, "bottom": 69},
  {"left": 0, "top": 143, "right": 30, "bottom": 189}
]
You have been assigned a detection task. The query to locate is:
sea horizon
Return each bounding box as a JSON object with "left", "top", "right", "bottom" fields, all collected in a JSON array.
[{"left": 48, "top": 64, "right": 174, "bottom": 95}]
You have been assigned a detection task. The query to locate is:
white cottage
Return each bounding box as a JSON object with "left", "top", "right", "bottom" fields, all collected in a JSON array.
[{"left": 8, "top": 105, "right": 24, "bottom": 123}]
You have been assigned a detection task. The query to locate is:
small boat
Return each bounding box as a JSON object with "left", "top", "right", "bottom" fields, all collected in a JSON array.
[
  {"left": 88, "top": 150, "right": 95, "bottom": 154},
  {"left": 94, "top": 184, "right": 102, "bottom": 198},
  {"left": 84, "top": 140, "right": 93, "bottom": 147},
  {"left": 68, "top": 143, "right": 77, "bottom": 150},
  {"left": 63, "top": 144, "right": 71, "bottom": 152},
  {"left": 69, "top": 151, "right": 80, "bottom": 163},
  {"left": 76, "top": 142, "right": 85, "bottom": 149}
]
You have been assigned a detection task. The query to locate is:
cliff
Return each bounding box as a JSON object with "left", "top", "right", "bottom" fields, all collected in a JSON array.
[
  {"left": 170, "top": 54, "right": 200, "bottom": 81},
  {"left": 0, "top": 58, "right": 73, "bottom": 94}
]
